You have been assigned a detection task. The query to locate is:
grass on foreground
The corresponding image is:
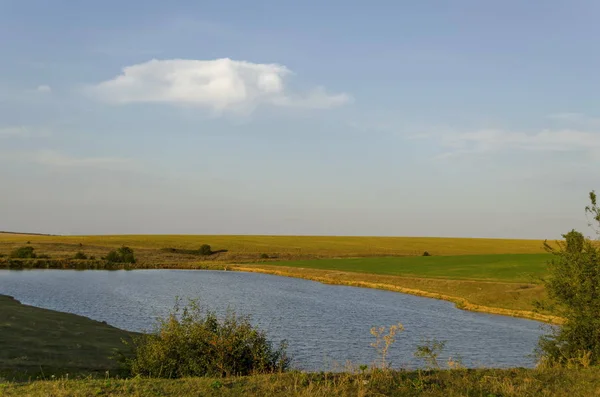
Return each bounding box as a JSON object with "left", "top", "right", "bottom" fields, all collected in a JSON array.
[
  {"left": 0, "top": 295, "right": 136, "bottom": 381},
  {"left": 264, "top": 253, "right": 551, "bottom": 283},
  {"left": 2, "top": 368, "right": 600, "bottom": 397},
  {"left": 0, "top": 234, "right": 548, "bottom": 262}
]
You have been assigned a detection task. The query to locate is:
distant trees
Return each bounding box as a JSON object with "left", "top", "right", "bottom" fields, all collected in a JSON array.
[
  {"left": 538, "top": 191, "right": 600, "bottom": 366},
  {"left": 10, "top": 246, "right": 37, "bottom": 258},
  {"left": 199, "top": 244, "right": 213, "bottom": 256}
]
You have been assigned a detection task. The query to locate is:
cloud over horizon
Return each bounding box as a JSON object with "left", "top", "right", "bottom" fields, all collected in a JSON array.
[
  {"left": 1, "top": 149, "right": 136, "bottom": 171},
  {"left": 420, "top": 128, "right": 600, "bottom": 159},
  {"left": 36, "top": 85, "right": 52, "bottom": 93},
  {"left": 87, "top": 58, "right": 352, "bottom": 114}
]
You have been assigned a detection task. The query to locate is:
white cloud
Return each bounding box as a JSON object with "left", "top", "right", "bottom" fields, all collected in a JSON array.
[
  {"left": 417, "top": 128, "right": 600, "bottom": 159},
  {"left": 547, "top": 112, "right": 600, "bottom": 128},
  {"left": 0, "top": 126, "right": 29, "bottom": 137},
  {"left": 87, "top": 58, "right": 351, "bottom": 113},
  {"left": 1, "top": 149, "right": 136, "bottom": 171},
  {"left": 0, "top": 125, "right": 53, "bottom": 139},
  {"left": 36, "top": 85, "right": 51, "bottom": 93}
]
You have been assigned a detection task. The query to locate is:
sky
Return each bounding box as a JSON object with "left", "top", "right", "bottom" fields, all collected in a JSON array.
[{"left": 1, "top": 0, "right": 599, "bottom": 239}]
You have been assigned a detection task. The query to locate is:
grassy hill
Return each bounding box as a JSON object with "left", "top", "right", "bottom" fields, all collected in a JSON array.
[{"left": 0, "top": 295, "right": 135, "bottom": 381}]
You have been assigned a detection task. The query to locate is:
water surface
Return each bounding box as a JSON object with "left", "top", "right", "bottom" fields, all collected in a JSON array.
[{"left": 0, "top": 269, "right": 547, "bottom": 370}]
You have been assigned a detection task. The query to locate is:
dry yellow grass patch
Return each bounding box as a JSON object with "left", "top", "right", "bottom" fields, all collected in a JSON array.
[{"left": 0, "top": 234, "right": 548, "bottom": 257}]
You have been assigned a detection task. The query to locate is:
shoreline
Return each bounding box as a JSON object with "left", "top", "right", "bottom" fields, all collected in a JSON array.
[{"left": 230, "top": 265, "right": 563, "bottom": 325}]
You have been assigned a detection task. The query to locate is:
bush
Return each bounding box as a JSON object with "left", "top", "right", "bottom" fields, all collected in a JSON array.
[
  {"left": 199, "top": 244, "right": 213, "bottom": 256},
  {"left": 10, "top": 246, "right": 37, "bottom": 259},
  {"left": 120, "top": 300, "right": 290, "bottom": 378},
  {"left": 74, "top": 251, "right": 88, "bottom": 260},
  {"left": 105, "top": 246, "right": 136, "bottom": 264},
  {"left": 423, "top": 251, "right": 431, "bottom": 256},
  {"left": 260, "top": 253, "right": 270, "bottom": 259}
]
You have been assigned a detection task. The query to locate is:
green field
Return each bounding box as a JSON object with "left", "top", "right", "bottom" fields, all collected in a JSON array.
[{"left": 267, "top": 253, "right": 551, "bottom": 283}]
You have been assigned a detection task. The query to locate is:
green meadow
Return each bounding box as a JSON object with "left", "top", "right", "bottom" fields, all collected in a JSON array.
[{"left": 266, "top": 253, "right": 551, "bottom": 283}]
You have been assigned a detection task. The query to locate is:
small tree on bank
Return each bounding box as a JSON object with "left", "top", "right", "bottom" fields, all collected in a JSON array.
[
  {"left": 538, "top": 191, "right": 600, "bottom": 366},
  {"left": 105, "top": 246, "right": 136, "bottom": 264}
]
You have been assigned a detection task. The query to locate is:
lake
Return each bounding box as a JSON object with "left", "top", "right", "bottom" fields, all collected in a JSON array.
[{"left": 0, "top": 269, "right": 548, "bottom": 370}]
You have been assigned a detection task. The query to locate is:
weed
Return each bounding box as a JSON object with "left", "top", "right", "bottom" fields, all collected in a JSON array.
[
  {"left": 414, "top": 338, "right": 446, "bottom": 369},
  {"left": 369, "top": 322, "right": 403, "bottom": 369}
]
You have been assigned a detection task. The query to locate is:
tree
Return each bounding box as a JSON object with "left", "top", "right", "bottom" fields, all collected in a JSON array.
[
  {"left": 105, "top": 246, "right": 136, "bottom": 264},
  {"left": 538, "top": 191, "right": 600, "bottom": 366},
  {"left": 10, "top": 246, "right": 36, "bottom": 259},
  {"left": 199, "top": 244, "right": 213, "bottom": 256}
]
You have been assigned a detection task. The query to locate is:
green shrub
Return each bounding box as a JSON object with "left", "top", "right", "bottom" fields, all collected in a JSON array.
[
  {"left": 74, "top": 251, "right": 88, "bottom": 260},
  {"left": 537, "top": 191, "right": 600, "bottom": 366},
  {"left": 120, "top": 300, "right": 290, "bottom": 378},
  {"left": 105, "top": 246, "right": 136, "bottom": 264},
  {"left": 199, "top": 244, "right": 213, "bottom": 256},
  {"left": 260, "top": 253, "right": 270, "bottom": 259},
  {"left": 423, "top": 251, "right": 431, "bottom": 256},
  {"left": 10, "top": 246, "right": 37, "bottom": 259}
]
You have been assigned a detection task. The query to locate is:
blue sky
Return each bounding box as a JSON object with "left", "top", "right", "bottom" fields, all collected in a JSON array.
[{"left": 1, "top": 0, "right": 599, "bottom": 238}]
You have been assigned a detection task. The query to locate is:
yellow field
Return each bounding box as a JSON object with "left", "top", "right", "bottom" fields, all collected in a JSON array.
[{"left": 0, "top": 233, "right": 547, "bottom": 257}]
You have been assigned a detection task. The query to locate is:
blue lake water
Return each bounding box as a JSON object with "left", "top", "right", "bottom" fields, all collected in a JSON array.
[{"left": 0, "top": 269, "right": 549, "bottom": 370}]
